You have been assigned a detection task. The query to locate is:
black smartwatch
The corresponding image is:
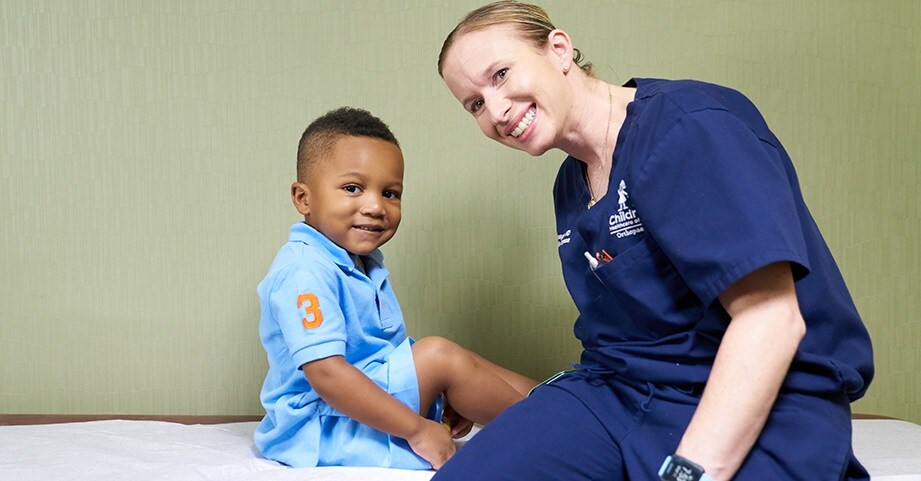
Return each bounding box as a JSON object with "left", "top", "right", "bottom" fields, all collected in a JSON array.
[{"left": 658, "top": 454, "right": 715, "bottom": 481}]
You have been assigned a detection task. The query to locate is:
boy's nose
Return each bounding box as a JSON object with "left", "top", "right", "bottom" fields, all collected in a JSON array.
[{"left": 360, "top": 197, "right": 385, "bottom": 216}]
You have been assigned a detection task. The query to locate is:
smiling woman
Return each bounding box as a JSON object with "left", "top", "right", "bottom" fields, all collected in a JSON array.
[
  {"left": 432, "top": 2, "right": 875, "bottom": 481},
  {"left": 439, "top": 24, "right": 605, "bottom": 160}
]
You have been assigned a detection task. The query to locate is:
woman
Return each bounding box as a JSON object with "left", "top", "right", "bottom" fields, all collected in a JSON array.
[{"left": 434, "top": 2, "right": 873, "bottom": 480}]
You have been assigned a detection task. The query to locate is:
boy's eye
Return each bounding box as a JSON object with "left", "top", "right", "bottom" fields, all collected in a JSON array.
[
  {"left": 344, "top": 185, "right": 361, "bottom": 194},
  {"left": 495, "top": 68, "right": 508, "bottom": 81},
  {"left": 383, "top": 190, "right": 402, "bottom": 200}
]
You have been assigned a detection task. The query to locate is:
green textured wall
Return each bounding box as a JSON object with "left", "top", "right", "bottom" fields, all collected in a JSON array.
[{"left": 1, "top": 1, "right": 918, "bottom": 424}]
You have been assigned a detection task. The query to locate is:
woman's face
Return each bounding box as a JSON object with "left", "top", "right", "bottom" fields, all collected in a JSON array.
[{"left": 441, "top": 24, "right": 571, "bottom": 156}]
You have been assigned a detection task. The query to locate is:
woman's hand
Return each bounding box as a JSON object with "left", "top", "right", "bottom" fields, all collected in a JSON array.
[{"left": 406, "top": 418, "right": 457, "bottom": 469}]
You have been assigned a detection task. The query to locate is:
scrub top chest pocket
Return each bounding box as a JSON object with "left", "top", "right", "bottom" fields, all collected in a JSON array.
[{"left": 581, "top": 207, "right": 705, "bottom": 339}]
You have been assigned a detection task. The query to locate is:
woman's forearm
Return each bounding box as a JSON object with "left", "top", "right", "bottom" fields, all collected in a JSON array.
[{"left": 676, "top": 262, "right": 806, "bottom": 481}]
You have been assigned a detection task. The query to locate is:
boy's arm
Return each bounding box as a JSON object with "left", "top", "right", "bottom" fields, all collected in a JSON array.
[{"left": 304, "top": 355, "right": 456, "bottom": 469}]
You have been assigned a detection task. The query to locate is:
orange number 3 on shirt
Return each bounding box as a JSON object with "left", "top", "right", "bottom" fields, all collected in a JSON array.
[{"left": 297, "top": 293, "right": 324, "bottom": 329}]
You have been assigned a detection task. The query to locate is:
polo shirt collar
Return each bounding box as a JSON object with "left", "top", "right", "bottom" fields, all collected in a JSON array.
[{"left": 288, "top": 222, "right": 385, "bottom": 273}]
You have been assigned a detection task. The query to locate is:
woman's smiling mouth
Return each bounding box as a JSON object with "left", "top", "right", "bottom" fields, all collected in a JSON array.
[{"left": 510, "top": 107, "right": 535, "bottom": 137}]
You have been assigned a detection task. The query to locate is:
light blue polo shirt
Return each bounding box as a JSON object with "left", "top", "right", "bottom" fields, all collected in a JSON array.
[{"left": 254, "top": 222, "right": 433, "bottom": 469}]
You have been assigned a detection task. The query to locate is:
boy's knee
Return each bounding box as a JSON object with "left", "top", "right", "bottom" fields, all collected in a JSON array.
[
  {"left": 413, "top": 336, "right": 461, "bottom": 365},
  {"left": 414, "top": 335, "right": 452, "bottom": 353}
]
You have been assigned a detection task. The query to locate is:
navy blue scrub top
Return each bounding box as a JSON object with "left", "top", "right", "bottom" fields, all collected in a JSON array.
[{"left": 553, "top": 78, "right": 873, "bottom": 400}]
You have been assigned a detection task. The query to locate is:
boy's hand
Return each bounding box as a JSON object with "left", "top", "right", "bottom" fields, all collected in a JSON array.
[
  {"left": 442, "top": 402, "right": 474, "bottom": 439},
  {"left": 406, "top": 418, "right": 456, "bottom": 470},
  {"left": 449, "top": 416, "right": 474, "bottom": 439}
]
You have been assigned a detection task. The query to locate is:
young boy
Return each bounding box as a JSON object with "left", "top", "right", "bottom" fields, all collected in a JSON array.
[{"left": 255, "top": 107, "right": 537, "bottom": 471}]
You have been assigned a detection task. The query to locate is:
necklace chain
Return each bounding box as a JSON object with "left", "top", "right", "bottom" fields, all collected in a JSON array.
[{"left": 588, "top": 84, "right": 614, "bottom": 209}]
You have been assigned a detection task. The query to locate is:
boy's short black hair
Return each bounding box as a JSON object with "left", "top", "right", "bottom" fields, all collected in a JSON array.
[{"left": 297, "top": 107, "right": 400, "bottom": 181}]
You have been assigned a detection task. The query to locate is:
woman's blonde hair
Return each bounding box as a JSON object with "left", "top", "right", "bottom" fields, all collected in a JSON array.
[{"left": 437, "top": 1, "right": 593, "bottom": 78}]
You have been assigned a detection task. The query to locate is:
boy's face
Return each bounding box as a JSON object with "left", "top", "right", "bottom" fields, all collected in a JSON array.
[{"left": 292, "top": 136, "right": 404, "bottom": 256}]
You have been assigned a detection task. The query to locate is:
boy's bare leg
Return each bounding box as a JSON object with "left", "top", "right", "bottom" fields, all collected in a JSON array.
[
  {"left": 411, "top": 336, "right": 539, "bottom": 425},
  {"left": 465, "top": 348, "right": 539, "bottom": 397}
]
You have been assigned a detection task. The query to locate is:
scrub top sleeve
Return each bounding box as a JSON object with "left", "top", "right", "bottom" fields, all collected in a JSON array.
[
  {"left": 268, "top": 264, "right": 347, "bottom": 369},
  {"left": 635, "top": 108, "right": 810, "bottom": 307}
]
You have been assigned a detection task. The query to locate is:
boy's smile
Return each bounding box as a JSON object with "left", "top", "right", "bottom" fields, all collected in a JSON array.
[{"left": 294, "top": 135, "right": 404, "bottom": 256}]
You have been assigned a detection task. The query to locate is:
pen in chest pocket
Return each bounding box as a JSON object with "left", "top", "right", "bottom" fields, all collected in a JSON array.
[
  {"left": 584, "top": 250, "right": 614, "bottom": 270},
  {"left": 584, "top": 251, "right": 599, "bottom": 270}
]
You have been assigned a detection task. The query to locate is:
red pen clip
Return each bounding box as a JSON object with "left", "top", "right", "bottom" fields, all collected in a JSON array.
[{"left": 595, "top": 250, "right": 613, "bottom": 264}]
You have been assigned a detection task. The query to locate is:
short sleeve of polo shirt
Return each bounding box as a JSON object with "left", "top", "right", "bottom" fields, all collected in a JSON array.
[
  {"left": 634, "top": 106, "right": 810, "bottom": 307},
  {"left": 267, "top": 262, "right": 347, "bottom": 369}
]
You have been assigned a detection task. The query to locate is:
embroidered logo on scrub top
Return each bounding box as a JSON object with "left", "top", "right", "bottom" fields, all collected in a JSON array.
[
  {"left": 297, "top": 293, "right": 324, "bottom": 329},
  {"left": 609, "top": 180, "right": 645, "bottom": 238},
  {"left": 558, "top": 229, "right": 572, "bottom": 247}
]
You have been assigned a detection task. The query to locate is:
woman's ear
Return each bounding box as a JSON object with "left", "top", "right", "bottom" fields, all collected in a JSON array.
[
  {"left": 547, "top": 29, "right": 574, "bottom": 73},
  {"left": 291, "top": 181, "right": 310, "bottom": 217}
]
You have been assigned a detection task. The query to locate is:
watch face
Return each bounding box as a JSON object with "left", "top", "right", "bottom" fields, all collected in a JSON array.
[
  {"left": 660, "top": 456, "right": 705, "bottom": 481},
  {"left": 662, "top": 464, "right": 698, "bottom": 481}
]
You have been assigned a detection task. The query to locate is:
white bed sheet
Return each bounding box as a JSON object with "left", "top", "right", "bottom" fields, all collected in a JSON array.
[
  {"left": 0, "top": 420, "right": 436, "bottom": 481},
  {"left": 1, "top": 418, "right": 919, "bottom": 480},
  {"left": 852, "top": 419, "right": 921, "bottom": 480}
]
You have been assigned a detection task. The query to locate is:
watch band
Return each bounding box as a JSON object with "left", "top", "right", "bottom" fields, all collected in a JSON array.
[{"left": 658, "top": 454, "right": 716, "bottom": 481}]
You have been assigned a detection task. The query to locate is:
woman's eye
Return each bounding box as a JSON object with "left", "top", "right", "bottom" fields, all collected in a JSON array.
[
  {"left": 470, "top": 99, "right": 484, "bottom": 113},
  {"left": 495, "top": 68, "right": 508, "bottom": 81}
]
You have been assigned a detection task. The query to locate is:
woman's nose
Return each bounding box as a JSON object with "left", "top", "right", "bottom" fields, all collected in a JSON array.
[{"left": 485, "top": 94, "right": 511, "bottom": 125}]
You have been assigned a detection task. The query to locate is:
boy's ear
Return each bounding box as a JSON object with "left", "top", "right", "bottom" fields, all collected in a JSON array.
[{"left": 291, "top": 181, "right": 310, "bottom": 217}]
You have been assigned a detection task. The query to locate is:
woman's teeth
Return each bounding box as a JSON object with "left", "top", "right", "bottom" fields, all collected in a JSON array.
[{"left": 511, "top": 108, "right": 535, "bottom": 137}]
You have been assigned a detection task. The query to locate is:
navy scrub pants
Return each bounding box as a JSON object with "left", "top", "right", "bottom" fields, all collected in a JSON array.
[{"left": 431, "top": 370, "right": 868, "bottom": 481}]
